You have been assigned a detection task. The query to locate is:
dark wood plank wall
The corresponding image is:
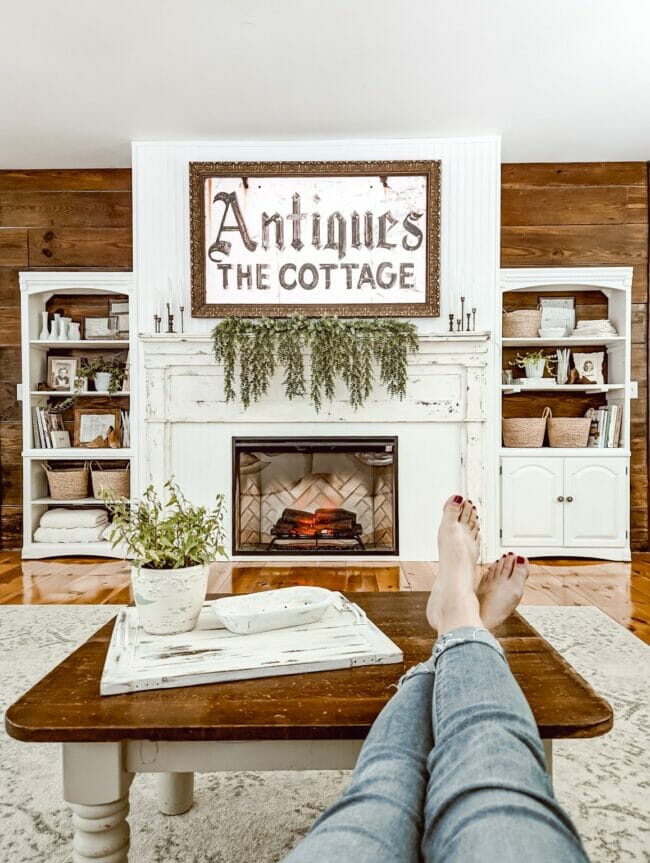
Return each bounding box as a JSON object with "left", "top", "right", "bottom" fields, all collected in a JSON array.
[
  {"left": 502, "top": 162, "right": 649, "bottom": 549},
  {"left": 0, "top": 170, "right": 132, "bottom": 547},
  {"left": 0, "top": 165, "right": 648, "bottom": 549}
]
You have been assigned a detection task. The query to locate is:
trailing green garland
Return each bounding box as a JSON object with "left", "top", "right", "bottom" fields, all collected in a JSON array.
[{"left": 212, "top": 315, "right": 419, "bottom": 411}]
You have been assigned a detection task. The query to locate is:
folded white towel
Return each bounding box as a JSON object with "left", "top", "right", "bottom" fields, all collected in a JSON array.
[
  {"left": 34, "top": 525, "right": 108, "bottom": 544},
  {"left": 39, "top": 507, "right": 108, "bottom": 529}
]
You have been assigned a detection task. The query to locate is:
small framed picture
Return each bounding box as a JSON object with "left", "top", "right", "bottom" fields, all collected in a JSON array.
[
  {"left": 47, "top": 357, "right": 78, "bottom": 391},
  {"left": 84, "top": 316, "right": 119, "bottom": 340},
  {"left": 573, "top": 351, "right": 604, "bottom": 385},
  {"left": 74, "top": 407, "right": 121, "bottom": 448},
  {"left": 116, "top": 313, "right": 129, "bottom": 337},
  {"left": 50, "top": 430, "right": 71, "bottom": 449},
  {"left": 109, "top": 301, "right": 129, "bottom": 315}
]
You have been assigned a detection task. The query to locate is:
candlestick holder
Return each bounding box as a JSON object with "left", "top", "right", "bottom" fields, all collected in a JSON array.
[
  {"left": 471, "top": 308, "right": 477, "bottom": 331},
  {"left": 466, "top": 312, "right": 471, "bottom": 331},
  {"left": 166, "top": 303, "right": 175, "bottom": 334},
  {"left": 154, "top": 314, "right": 161, "bottom": 334},
  {"left": 448, "top": 313, "right": 455, "bottom": 333},
  {"left": 456, "top": 318, "right": 462, "bottom": 332},
  {"left": 179, "top": 306, "right": 185, "bottom": 333}
]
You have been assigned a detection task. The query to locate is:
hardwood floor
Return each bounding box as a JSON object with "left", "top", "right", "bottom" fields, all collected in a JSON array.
[{"left": 1, "top": 551, "right": 649, "bottom": 644}]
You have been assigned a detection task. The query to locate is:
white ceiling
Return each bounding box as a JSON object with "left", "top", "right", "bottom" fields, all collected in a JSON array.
[{"left": 2, "top": 0, "right": 649, "bottom": 168}]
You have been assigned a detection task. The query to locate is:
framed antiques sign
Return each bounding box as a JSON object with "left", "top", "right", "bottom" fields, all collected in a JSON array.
[{"left": 189, "top": 160, "right": 440, "bottom": 317}]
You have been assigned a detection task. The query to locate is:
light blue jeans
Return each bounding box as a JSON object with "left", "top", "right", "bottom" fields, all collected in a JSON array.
[{"left": 285, "top": 627, "right": 590, "bottom": 862}]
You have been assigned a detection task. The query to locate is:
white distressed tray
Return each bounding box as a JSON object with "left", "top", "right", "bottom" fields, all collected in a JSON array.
[{"left": 100, "top": 592, "right": 403, "bottom": 695}]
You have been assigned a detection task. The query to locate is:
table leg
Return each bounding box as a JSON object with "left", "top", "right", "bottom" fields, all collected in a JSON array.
[
  {"left": 543, "top": 739, "right": 553, "bottom": 781},
  {"left": 157, "top": 772, "right": 194, "bottom": 815},
  {"left": 63, "top": 742, "right": 133, "bottom": 863}
]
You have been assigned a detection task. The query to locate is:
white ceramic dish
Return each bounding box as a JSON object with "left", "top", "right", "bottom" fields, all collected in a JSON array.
[
  {"left": 210, "top": 586, "right": 335, "bottom": 635},
  {"left": 538, "top": 327, "right": 567, "bottom": 338}
]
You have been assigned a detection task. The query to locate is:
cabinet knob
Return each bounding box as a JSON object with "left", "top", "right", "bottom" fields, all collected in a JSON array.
[
  {"left": 566, "top": 496, "right": 574, "bottom": 503},
  {"left": 557, "top": 496, "right": 564, "bottom": 502}
]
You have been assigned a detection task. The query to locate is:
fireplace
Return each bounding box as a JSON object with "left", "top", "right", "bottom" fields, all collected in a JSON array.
[{"left": 232, "top": 437, "right": 398, "bottom": 555}]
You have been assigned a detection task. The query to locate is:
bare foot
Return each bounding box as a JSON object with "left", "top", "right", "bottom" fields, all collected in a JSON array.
[
  {"left": 477, "top": 553, "right": 529, "bottom": 630},
  {"left": 427, "top": 495, "right": 483, "bottom": 636}
]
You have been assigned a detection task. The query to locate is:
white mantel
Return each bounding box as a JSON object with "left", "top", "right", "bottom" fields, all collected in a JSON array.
[{"left": 140, "top": 331, "right": 494, "bottom": 561}]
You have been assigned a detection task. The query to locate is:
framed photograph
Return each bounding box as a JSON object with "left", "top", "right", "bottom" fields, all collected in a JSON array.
[
  {"left": 189, "top": 159, "right": 441, "bottom": 318},
  {"left": 73, "top": 407, "right": 121, "bottom": 448},
  {"left": 573, "top": 351, "right": 604, "bottom": 385},
  {"left": 47, "top": 357, "right": 78, "bottom": 391},
  {"left": 50, "top": 430, "right": 71, "bottom": 449},
  {"left": 109, "top": 301, "right": 129, "bottom": 315},
  {"left": 84, "top": 316, "right": 119, "bottom": 340},
  {"left": 116, "top": 314, "right": 129, "bottom": 337}
]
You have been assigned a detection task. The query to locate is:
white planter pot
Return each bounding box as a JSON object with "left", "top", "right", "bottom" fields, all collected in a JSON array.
[
  {"left": 93, "top": 372, "right": 111, "bottom": 392},
  {"left": 131, "top": 563, "right": 209, "bottom": 635},
  {"left": 525, "top": 359, "right": 547, "bottom": 378}
]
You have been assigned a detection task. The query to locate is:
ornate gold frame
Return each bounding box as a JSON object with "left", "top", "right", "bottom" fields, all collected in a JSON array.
[{"left": 189, "top": 159, "right": 440, "bottom": 318}]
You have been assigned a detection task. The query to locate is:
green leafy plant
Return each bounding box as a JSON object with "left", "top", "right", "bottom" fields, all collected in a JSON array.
[
  {"left": 212, "top": 315, "right": 419, "bottom": 411},
  {"left": 510, "top": 349, "right": 557, "bottom": 372},
  {"left": 77, "top": 355, "right": 126, "bottom": 394},
  {"left": 103, "top": 479, "right": 227, "bottom": 569}
]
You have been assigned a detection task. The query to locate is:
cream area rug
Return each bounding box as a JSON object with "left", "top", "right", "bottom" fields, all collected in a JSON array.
[{"left": 1, "top": 605, "right": 648, "bottom": 863}]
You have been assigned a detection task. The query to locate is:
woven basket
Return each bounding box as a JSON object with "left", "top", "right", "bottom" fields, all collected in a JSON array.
[
  {"left": 547, "top": 410, "right": 591, "bottom": 448},
  {"left": 503, "top": 308, "right": 542, "bottom": 338},
  {"left": 43, "top": 463, "right": 89, "bottom": 500},
  {"left": 502, "top": 407, "right": 550, "bottom": 448},
  {"left": 91, "top": 462, "right": 130, "bottom": 499}
]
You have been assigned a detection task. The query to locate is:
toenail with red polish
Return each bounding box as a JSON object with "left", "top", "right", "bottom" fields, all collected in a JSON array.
[
  {"left": 453, "top": 495, "right": 463, "bottom": 503},
  {"left": 516, "top": 555, "right": 525, "bottom": 564}
]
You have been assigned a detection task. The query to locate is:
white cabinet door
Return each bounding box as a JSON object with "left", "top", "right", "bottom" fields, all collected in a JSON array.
[
  {"left": 501, "top": 459, "right": 564, "bottom": 546},
  {"left": 563, "top": 458, "right": 627, "bottom": 547}
]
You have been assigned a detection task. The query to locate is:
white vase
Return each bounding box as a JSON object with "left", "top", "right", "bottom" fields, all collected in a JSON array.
[
  {"left": 93, "top": 372, "right": 111, "bottom": 392},
  {"left": 49, "top": 313, "right": 60, "bottom": 340},
  {"left": 58, "top": 316, "right": 71, "bottom": 340},
  {"left": 39, "top": 311, "right": 49, "bottom": 340},
  {"left": 68, "top": 321, "right": 81, "bottom": 340},
  {"left": 131, "top": 563, "right": 209, "bottom": 635}
]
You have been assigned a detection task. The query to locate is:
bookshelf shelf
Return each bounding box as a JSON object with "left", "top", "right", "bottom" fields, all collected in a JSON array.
[
  {"left": 30, "top": 391, "right": 131, "bottom": 397},
  {"left": 30, "top": 339, "right": 130, "bottom": 349},
  {"left": 20, "top": 272, "right": 136, "bottom": 560}
]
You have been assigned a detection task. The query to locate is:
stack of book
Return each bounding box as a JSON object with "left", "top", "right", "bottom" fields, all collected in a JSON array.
[
  {"left": 32, "top": 407, "right": 70, "bottom": 449},
  {"left": 587, "top": 405, "right": 622, "bottom": 448}
]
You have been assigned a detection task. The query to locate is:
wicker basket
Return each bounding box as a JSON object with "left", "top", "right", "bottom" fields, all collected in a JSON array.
[
  {"left": 502, "top": 407, "right": 550, "bottom": 448},
  {"left": 503, "top": 308, "right": 542, "bottom": 338},
  {"left": 91, "top": 462, "right": 130, "bottom": 499},
  {"left": 547, "top": 410, "right": 591, "bottom": 448},
  {"left": 43, "top": 463, "right": 89, "bottom": 500}
]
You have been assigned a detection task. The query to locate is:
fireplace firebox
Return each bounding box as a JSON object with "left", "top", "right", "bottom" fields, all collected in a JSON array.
[{"left": 232, "top": 437, "right": 398, "bottom": 555}]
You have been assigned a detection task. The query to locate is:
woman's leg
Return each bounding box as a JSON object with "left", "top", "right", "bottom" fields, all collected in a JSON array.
[
  {"left": 422, "top": 498, "right": 590, "bottom": 863},
  {"left": 284, "top": 664, "right": 435, "bottom": 863}
]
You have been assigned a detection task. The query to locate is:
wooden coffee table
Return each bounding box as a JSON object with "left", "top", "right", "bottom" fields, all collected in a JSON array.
[{"left": 6, "top": 593, "right": 612, "bottom": 863}]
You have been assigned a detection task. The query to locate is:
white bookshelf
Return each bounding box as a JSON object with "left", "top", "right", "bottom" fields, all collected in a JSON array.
[
  {"left": 20, "top": 272, "right": 135, "bottom": 559},
  {"left": 498, "top": 267, "right": 634, "bottom": 562}
]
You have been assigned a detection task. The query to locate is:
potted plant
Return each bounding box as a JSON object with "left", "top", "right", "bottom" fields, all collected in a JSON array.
[
  {"left": 78, "top": 356, "right": 126, "bottom": 394},
  {"left": 510, "top": 349, "right": 557, "bottom": 382},
  {"left": 104, "top": 480, "right": 227, "bottom": 635}
]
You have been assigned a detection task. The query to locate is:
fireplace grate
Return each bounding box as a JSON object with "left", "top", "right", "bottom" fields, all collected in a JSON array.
[{"left": 269, "top": 507, "right": 365, "bottom": 551}]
